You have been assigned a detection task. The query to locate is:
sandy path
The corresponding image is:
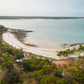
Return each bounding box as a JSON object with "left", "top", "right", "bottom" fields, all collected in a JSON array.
[{"left": 3, "top": 32, "right": 63, "bottom": 60}]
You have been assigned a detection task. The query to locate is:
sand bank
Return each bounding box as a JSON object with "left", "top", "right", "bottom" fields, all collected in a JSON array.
[
  {"left": 3, "top": 32, "right": 63, "bottom": 60},
  {"left": 3, "top": 32, "right": 81, "bottom": 60},
  {"left": 23, "top": 36, "right": 63, "bottom": 49}
]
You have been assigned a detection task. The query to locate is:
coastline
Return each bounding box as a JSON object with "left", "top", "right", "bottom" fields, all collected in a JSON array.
[
  {"left": 3, "top": 32, "right": 62, "bottom": 60},
  {"left": 2, "top": 28, "right": 84, "bottom": 60},
  {"left": 23, "top": 36, "right": 64, "bottom": 49},
  {"left": 10, "top": 28, "right": 64, "bottom": 50}
]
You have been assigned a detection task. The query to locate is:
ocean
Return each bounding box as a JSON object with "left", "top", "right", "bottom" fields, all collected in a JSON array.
[{"left": 0, "top": 19, "right": 84, "bottom": 44}]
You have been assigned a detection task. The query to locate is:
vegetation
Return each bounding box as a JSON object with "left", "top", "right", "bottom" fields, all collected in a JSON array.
[
  {"left": 57, "top": 48, "right": 76, "bottom": 57},
  {"left": 57, "top": 44, "right": 84, "bottom": 57},
  {"left": 0, "top": 25, "right": 84, "bottom": 84},
  {"left": 0, "top": 25, "right": 24, "bottom": 84},
  {"left": 21, "top": 57, "right": 57, "bottom": 84},
  {"left": 0, "top": 16, "right": 84, "bottom": 19}
]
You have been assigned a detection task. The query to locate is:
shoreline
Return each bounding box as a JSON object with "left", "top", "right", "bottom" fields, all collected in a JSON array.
[
  {"left": 2, "top": 29, "right": 84, "bottom": 60},
  {"left": 0, "top": 16, "right": 84, "bottom": 20},
  {"left": 10, "top": 28, "right": 64, "bottom": 49},
  {"left": 3, "top": 32, "right": 62, "bottom": 60},
  {"left": 23, "top": 36, "right": 64, "bottom": 49},
  {"left": 2, "top": 27, "right": 84, "bottom": 60},
  {"left": 11, "top": 28, "right": 82, "bottom": 50}
]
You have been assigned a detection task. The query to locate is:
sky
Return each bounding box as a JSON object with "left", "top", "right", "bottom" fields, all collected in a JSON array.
[{"left": 0, "top": 0, "right": 84, "bottom": 17}]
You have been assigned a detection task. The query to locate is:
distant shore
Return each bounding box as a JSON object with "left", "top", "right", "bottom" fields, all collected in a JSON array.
[{"left": 0, "top": 16, "right": 84, "bottom": 19}]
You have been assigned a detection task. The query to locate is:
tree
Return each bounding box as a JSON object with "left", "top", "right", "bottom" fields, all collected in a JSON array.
[
  {"left": 1, "top": 61, "right": 13, "bottom": 70},
  {"left": 2, "top": 52, "right": 10, "bottom": 62},
  {"left": 1, "top": 52, "right": 13, "bottom": 70},
  {"left": 4, "top": 46, "right": 12, "bottom": 54},
  {"left": 72, "top": 80, "right": 79, "bottom": 84},
  {"left": 0, "top": 80, "right": 7, "bottom": 84},
  {"left": 29, "top": 64, "right": 36, "bottom": 71},
  {"left": 56, "top": 78, "right": 67, "bottom": 84},
  {"left": 40, "top": 75, "right": 55, "bottom": 84},
  {"left": 42, "top": 64, "right": 52, "bottom": 74},
  {"left": 33, "top": 70, "right": 43, "bottom": 81},
  {"left": 22, "top": 59, "right": 31, "bottom": 70},
  {"left": 16, "top": 53, "right": 24, "bottom": 59}
]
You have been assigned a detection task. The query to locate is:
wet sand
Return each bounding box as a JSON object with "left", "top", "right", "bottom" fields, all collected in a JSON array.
[
  {"left": 3, "top": 32, "right": 83, "bottom": 60},
  {"left": 3, "top": 32, "right": 63, "bottom": 60}
]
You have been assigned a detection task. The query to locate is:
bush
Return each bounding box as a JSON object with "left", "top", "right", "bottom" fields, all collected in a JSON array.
[
  {"left": 78, "top": 44, "right": 84, "bottom": 52},
  {"left": 16, "top": 53, "right": 24, "bottom": 59},
  {"left": 0, "top": 80, "right": 7, "bottom": 84},
  {"left": 40, "top": 75, "right": 55, "bottom": 84},
  {"left": 32, "top": 70, "right": 43, "bottom": 81},
  {"left": 56, "top": 78, "right": 67, "bottom": 84},
  {"left": 57, "top": 48, "right": 76, "bottom": 57},
  {"left": 22, "top": 59, "right": 31, "bottom": 70},
  {"left": 22, "top": 57, "right": 52, "bottom": 71},
  {"left": 1, "top": 61, "right": 13, "bottom": 70},
  {"left": 4, "top": 45, "right": 12, "bottom": 54},
  {"left": 42, "top": 64, "right": 52, "bottom": 74}
]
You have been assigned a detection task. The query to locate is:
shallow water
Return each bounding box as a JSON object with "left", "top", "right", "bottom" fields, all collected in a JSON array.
[{"left": 0, "top": 19, "right": 84, "bottom": 44}]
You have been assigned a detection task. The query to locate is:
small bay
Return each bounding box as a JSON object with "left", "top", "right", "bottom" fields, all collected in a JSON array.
[{"left": 0, "top": 19, "right": 84, "bottom": 44}]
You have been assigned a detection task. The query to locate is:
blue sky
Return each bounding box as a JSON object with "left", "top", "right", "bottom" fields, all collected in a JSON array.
[{"left": 0, "top": 0, "right": 84, "bottom": 16}]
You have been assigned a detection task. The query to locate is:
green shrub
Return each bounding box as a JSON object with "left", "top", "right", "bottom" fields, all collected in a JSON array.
[{"left": 40, "top": 75, "right": 55, "bottom": 84}]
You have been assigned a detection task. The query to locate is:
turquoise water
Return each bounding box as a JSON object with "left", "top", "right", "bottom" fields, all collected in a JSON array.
[{"left": 0, "top": 19, "right": 84, "bottom": 44}]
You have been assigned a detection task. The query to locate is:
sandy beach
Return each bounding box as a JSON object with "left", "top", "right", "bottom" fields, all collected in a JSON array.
[
  {"left": 3, "top": 32, "right": 82, "bottom": 60},
  {"left": 3, "top": 32, "right": 63, "bottom": 60},
  {"left": 23, "top": 36, "right": 63, "bottom": 49}
]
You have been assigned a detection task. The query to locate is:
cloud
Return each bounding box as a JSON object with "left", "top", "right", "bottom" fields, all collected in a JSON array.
[{"left": 0, "top": 0, "right": 84, "bottom": 16}]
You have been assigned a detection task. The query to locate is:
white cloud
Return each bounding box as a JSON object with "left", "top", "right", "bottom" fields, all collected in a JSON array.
[{"left": 0, "top": 0, "right": 84, "bottom": 16}]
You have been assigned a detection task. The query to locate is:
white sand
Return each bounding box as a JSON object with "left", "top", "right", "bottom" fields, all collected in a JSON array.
[
  {"left": 3, "top": 32, "right": 81, "bottom": 60},
  {"left": 3, "top": 32, "right": 63, "bottom": 60},
  {"left": 23, "top": 36, "right": 63, "bottom": 49}
]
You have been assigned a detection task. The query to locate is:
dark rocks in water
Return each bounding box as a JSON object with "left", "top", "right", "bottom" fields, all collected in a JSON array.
[
  {"left": 63, "top": 44, "right": 70, "bottom": 48},
  {"left": 7, "top": 28, "right": 36, "bottom": 47},
  {"left": 7, "top": 28, "right": 34, "bottom": 39},
  {"left": 24, "top": 30, "right": 33, "bottom": 32},
  {"left": 7, "top": 28, "right": 34, "bottom": 33},
  {"left": 26, "top": 43, "right": 38, "bottom": 47},
  {"left": 70, "top": 43, "right": 82, "bottom": 46},
  {"left": 63, "top": 43, "right": 83, "bottom": 48},
  {"left": 63, "top": 44, "right": 68, "bottom": 46}
]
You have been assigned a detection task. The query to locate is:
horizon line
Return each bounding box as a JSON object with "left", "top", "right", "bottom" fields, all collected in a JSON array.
[{"left": 0, "top": 15, "right": 84, "bottom": 18}]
